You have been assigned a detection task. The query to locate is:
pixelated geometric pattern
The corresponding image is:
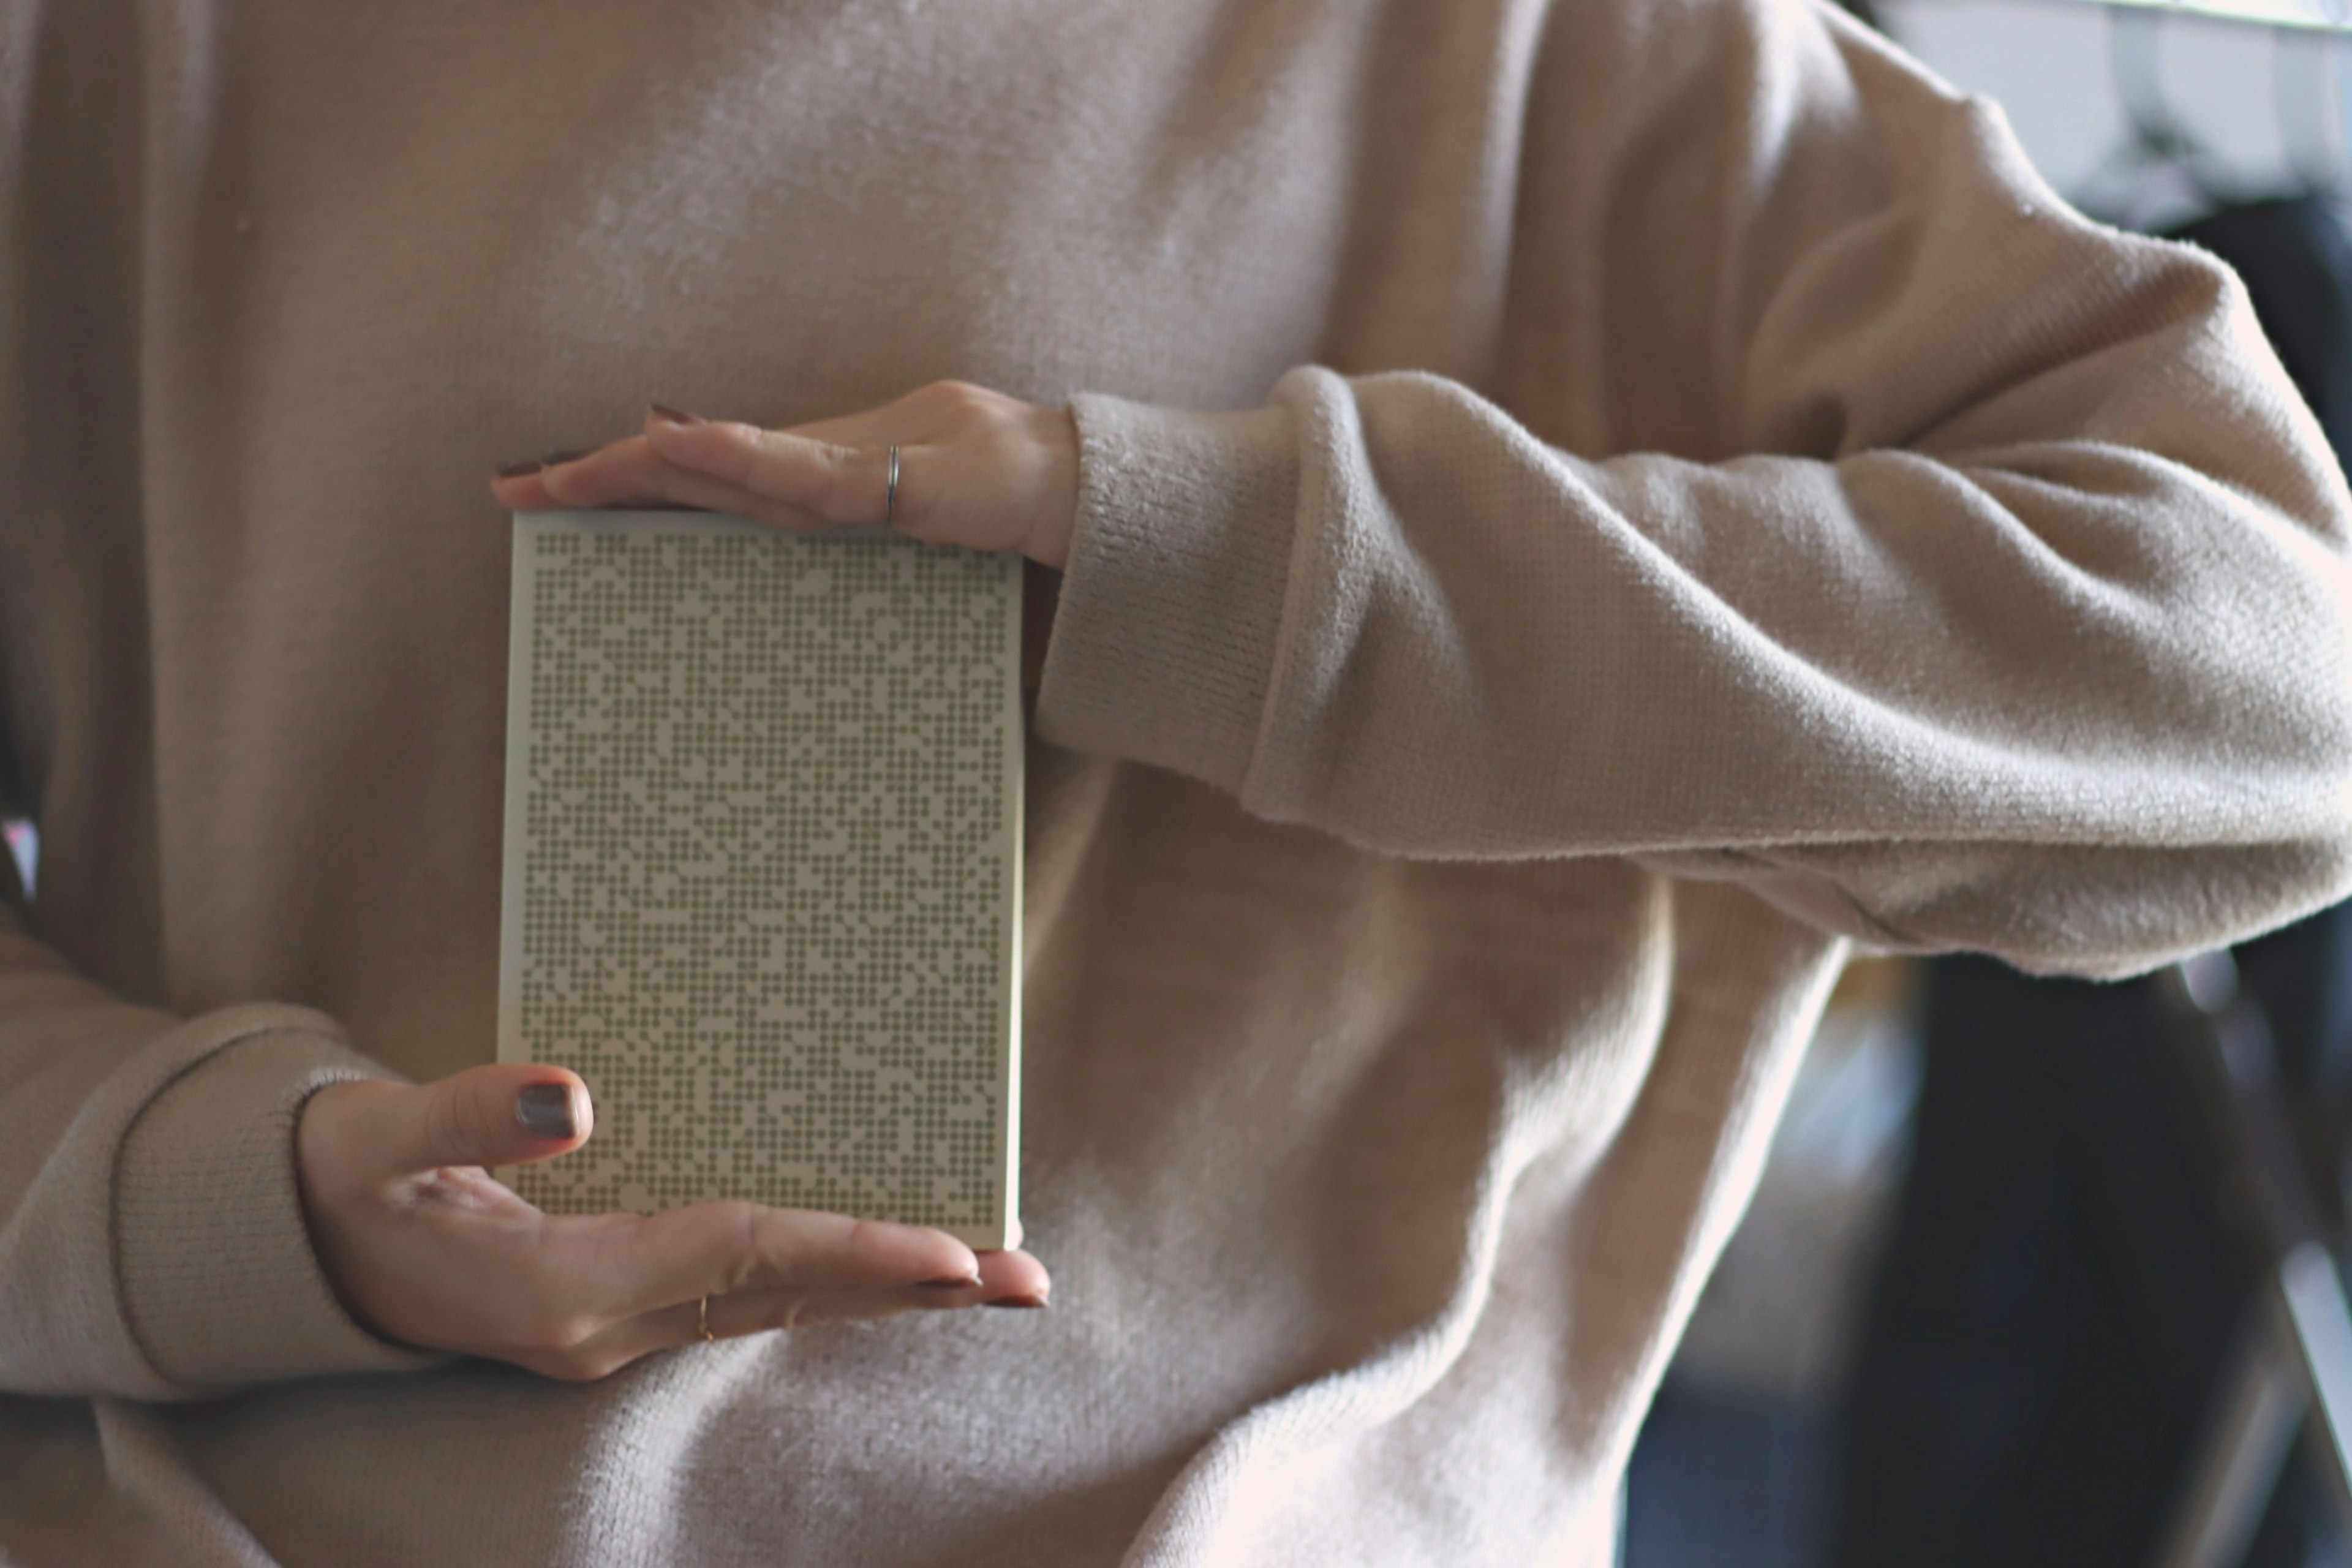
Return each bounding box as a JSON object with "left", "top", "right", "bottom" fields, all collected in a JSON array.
[{"left": 497, "top": 513, "right": 1021, "bottom": 1243}]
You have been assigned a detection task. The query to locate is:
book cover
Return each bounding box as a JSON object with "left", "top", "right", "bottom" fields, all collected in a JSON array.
[{"left": 497, "top": 510, "right": 1022, "bottom": 1249}]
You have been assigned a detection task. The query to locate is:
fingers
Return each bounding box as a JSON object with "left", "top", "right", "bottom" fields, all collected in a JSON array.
[
  {"left": 968, "top": 1245, "right": 1052, "bottom": 1303},
  {"left": 689, "top": 1246, "right": 1052, "bottom": 1336},
  {"left": 491, "top": 437, "right": 785, "bottom": 521},
  {"left": 485, "top": 379, "right": 1077, "bottom": 565},
  {"left": 642, "top": 417, "right": 892, "bottom": 530},
  {"left": 298, "top": 1065, "right": 1052, "bottom": 1384},
  {"left": 489, "top": 428, "right": 872, "bottom": 533},
  {"left": 535, "top": 1249, "right": 1055, "bottom": 1379},
  {"left": 332, "top": 1064, "right": 594, "bottom": 1179},
  {"left": 562, "top": 1200, "right": 985, "bottom": 1321}
]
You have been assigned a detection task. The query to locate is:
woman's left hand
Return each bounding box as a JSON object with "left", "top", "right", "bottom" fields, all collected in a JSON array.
[{"left": 488, "top": 381, "right": 1081, "bottom": 570}]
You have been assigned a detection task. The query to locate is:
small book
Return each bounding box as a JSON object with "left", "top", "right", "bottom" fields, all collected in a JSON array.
[{"left": 497, "top": 510, "right": 1023, "bottom": 1248}]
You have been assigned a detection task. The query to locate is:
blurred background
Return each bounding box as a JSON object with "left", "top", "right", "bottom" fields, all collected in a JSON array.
[{"left": 1622, "top": 3, "right": 2352, "bottom": 1564}]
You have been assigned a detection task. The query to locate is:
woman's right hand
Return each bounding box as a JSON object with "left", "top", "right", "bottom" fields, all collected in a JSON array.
[{"left": 294, "top": 1064, "right": 1049, "bottom": 1381}]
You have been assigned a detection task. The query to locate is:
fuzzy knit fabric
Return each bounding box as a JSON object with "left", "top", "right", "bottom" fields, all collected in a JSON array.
[{"left": 4, "top": 0, "right": 2351, "bottom": 1562}]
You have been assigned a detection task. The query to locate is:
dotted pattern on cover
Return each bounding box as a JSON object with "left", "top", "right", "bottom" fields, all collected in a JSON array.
[{"left": 499, "top": 516, "right": 1019, "bottom": 1235}]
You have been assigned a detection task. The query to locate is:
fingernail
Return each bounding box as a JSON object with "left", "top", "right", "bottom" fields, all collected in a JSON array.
[
  {"left": 537, "top": 448, "right": 594, "bottom": 468},
  {"left": 919, "top": 1274, "right": 984, "bottom": 1291},
  {"left": 494, "top": 459, "right": 545, "bottom": 478},
  {"left": 515, "top": 1082, "right": 578, "bottom": 1139},
  {"left": 648, "top": 402, "right": 704, "bottom": 426},
  {"left": 984, "top": 1292, "right": 1048, "bottom": 1310}
]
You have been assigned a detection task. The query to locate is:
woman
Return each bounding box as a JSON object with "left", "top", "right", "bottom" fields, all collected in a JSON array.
[{"left": 3, "top": 0, "right": 2348, "bottom": 1561}]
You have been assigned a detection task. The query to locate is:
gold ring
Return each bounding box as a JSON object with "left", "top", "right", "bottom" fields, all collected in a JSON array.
[{"left": 698, "top": 1294, "right": 715, "bottom": 1344}]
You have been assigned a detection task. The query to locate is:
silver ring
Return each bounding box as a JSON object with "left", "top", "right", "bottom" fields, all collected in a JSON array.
[{"left": 884, "top": 445, "right": 899, "bottom": 530}]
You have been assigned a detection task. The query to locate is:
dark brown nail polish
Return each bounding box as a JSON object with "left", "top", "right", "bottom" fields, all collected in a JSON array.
[
  {"left": 984, "top": 1292, "right": 1048, "bottom": 1310},
  {"left": 918, "top": 1274, "right": 984, "bottom": 1290},
  {"left": 515, "top": 1082, "right": 578, "bottom": 1139},
  {"left": 648, "top": 403, "right": 704, "bottom": 426},
  {"left": 494, "top": 459, "right": 545, "bottom": 478},
  {"left": 537, "top": 448, "right": 594, "bottom": 468}
]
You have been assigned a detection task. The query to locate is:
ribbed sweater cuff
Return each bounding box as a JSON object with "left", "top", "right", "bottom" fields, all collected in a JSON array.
[
  {"left": 116, "top": 1014, "right": 443, "bottom": 1390},
  {"left": 1036, "top": 393, "right": 1300, "bottom": 794}
]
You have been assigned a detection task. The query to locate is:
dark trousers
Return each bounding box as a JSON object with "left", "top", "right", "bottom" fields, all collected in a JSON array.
[{"left": 1831, "top": 924, "right": 2352, "bottom": 1568}]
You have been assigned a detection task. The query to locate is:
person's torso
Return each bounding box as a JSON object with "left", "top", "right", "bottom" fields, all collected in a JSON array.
[{"left": 0, "top": 3, "right": 1837, "bottom": 1562}]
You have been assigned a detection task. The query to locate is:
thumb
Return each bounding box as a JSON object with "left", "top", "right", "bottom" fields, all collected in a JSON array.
[{"left": 382, "top": 1064, "right": 594, "bottom": 1175}]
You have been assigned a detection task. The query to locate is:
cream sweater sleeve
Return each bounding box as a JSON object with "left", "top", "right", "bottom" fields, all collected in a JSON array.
[
  {"left": 1036, "top": 0, "right": 2352, "bottom": 981},
  {"left": 0, "top": 893, "right": 428, "bottom": 1396}
]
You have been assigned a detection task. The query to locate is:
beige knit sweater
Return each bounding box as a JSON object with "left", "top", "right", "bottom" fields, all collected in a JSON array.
[{"left": 3, "top": 0, "right": 2349, "bottom": 1561}]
